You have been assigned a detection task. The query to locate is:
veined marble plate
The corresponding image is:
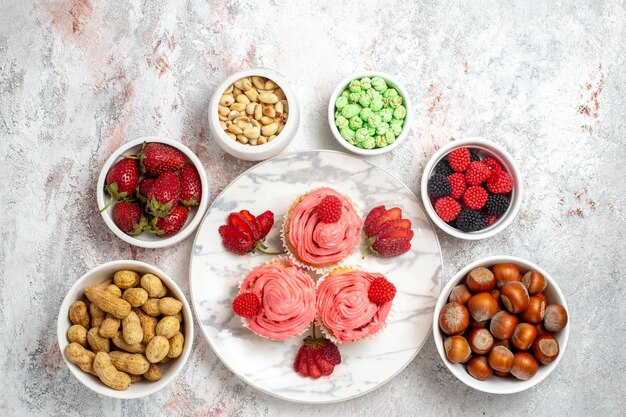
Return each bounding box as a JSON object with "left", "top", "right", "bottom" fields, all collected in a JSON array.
[{"left": 190, "top": 150, "right": 442, "bottom": 403}]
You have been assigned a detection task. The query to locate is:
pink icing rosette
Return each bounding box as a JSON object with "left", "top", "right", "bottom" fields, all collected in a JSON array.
[
  {"left": 282, "top": 188, "right": 362, "bottom": 272},
  {"left": 238, "top": 259, "right": 316, "bottom": 340},
  {"left": 315, "top": 268, "right": 392, "bottom": 343}
]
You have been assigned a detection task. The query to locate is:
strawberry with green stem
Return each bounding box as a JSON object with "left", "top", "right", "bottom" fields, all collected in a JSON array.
[
  {"left": 100, "top": 158, "right": 140, "bottom": 212},
  {"left": 363, "top": 205, "right": 414, "bottom": 257},
  {"left": 124, "top": 142, "right": 186, "bottom": 176},
  {"left": 219, "top": 210, "right": 283, "bottom": 255},
  {"left": 146, "top": 171, "right": 180, "bottom": 218},
  {"left": 294, "top": 325, "right": 341, "bottom": 379}
]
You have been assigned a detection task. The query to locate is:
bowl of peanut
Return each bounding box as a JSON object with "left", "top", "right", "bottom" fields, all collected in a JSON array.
[
  {"left": 57, "top": 260, "right": 193, "bottom": 399},
  {"left": 208, "top": 69, "right": 300, "bottom": 161}
]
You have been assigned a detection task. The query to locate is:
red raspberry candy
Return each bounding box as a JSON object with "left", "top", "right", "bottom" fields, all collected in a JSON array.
[
  {"left": 482, "top": 157, "right": 502, "bottom": 172},
  {"left": 232, "top": 293, "right": 261, "bottom": 317},
  {"left": 465, "top": 161, "right": 491, "bottom": 186},
  {"left": 317, "top": 195, "right": 343, "bottom": 223},
  {"left": 487, "top": 170, "right": 514, "bottom": 194},
  {"left": 447, "top": 148, "right": 471, "bottom": 172},
  {"left": 447, "top": 173, "right": 467, "bottom": 200},
  {"left": 485, "top": 214, "right": 498, "bottom": 225},
  {"left": 434, "top": 196, "right": 461, "bottom": 222},
  {"left": 462, "top": 186, "right": 488, "bottom": 210},
  {"left": 368, "top": 278, "right": 397, "bottom": 304}
]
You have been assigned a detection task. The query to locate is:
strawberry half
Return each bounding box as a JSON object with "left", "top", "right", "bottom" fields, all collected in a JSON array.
[
  {"left": 363, "top": 206, "right": 413, "bottom": 257},
  {"left": 294, "top": 326, "right": 341, "bottom": 379},
  {"left": 179, "top": 163, "right": 202, "bottom": 207},
  {"left": 219, "top": 210, "right": 280, "bottom": 255},
  {"left": 100, "top": 158, "right": 140, "bottom": 211}
]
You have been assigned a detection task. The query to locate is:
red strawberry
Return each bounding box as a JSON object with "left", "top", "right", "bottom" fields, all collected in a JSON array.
[
  {"left": 485, "top": 214, "right": 498, "bottom": 225},
  {"left": 101, "top": 158, "right": 140, "bottom": 211},
  {"left": 317, "top": 195, "right": 342, "bottom": 223},
  {"left": 146, "top": 171, "right": 180, "bottom": 218},
  {"left": 447, "top": 148, "right": 471, "bottom": 172},
  {"left": 220, "top": 210, "right": 278, "bottom": 255},
  {"left": 150, "top": 205, "right": 189, "bottom": 237},
  {"left": 179, "top": 163, "right": 202, "bottom": 207},
  {"left": 364, "top": 206, "right": 413, "bottom": 257},
  {"left": 482, "top": 157, "right": 502, "bottom": 172},
  {"left": 435, "top": 196, "right": 462, "bottom": 222},
  {"left": 368, "top": 277, "right": 396, "bottom": 304},
  {"left": 462, "top": 186, "right": 488, "bottom": 210},
  {"left": 465, "top": 161, "right": 491, "bottom": 185},
  {"left": 112, "top": 202, "right": 147, "bottom": 235},
  {"left": 136, "top": 178, "right": 155, "bottom": 203},
  {"left": 486, "top": 170, "right": 514, "bottom": 194},
  {"left": 294, "top": 327, "right": 341, "bottom": 379},
  {"left": 232, "top": 293, "right": 261, "bottom": 317},
  {"left": 448, "top": 173, "right": 467, "bottom": 200},
  {"left": 364, "top": 205, "right": 386, "bottom": 233},
  {"left": 135, "top": 142, "right": 186, "bottom": 176}
]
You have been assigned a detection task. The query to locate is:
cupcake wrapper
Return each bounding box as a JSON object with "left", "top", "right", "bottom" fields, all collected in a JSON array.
[
  {"left": 237, "top": 257, "right": 315, "bottom": 341},
  {"left": 281, "top": 188, "right": 362, "bottom": 275}
]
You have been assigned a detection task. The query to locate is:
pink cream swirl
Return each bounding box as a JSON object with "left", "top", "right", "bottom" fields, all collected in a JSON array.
[
  {"left": 288, "top": 188, "right": 362, "bottom": 266},
  {"left": 239, "top": 262, "right": 316, "bottom": 340},
  {"left": 316, "top": 270, "right": 392, "bottom": 343}
]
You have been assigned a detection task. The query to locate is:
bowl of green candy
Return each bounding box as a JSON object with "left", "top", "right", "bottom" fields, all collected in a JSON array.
[{"left": 328, "top": 72, "right": 411, "bottom": 156}]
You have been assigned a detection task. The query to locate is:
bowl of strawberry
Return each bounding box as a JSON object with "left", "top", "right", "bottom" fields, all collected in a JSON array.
[
  {"left": 97, "top": 137, "right": 209, "bottom": 248},
  {"left": 420, "top": 138, "right": 523, "bottom": 240}
]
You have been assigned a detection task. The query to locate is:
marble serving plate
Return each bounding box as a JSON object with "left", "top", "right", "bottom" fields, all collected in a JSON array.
[{"left": 189, "top": 150, "right": 442, "bottom": 403}]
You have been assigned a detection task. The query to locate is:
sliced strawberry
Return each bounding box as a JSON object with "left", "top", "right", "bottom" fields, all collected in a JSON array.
[
  {"left": 298, "top": 348, "right": 310, "bottom": 377},
  {"left": 364, "top": 205, "right": 386, "bottom": 235},
  {"left": 371, "top": 237, "right": 411, "bottom": 257},
  {"left": 307, "top": 353, "right": 322, "bottom": 379},
  {"left": 227, "top": 212, "right": 256, "bottom": 239},
  {"left": 218, "top": 225, "right": 255, "bottom": 254},
  {"left": 320, "top": 341, "right": 341, "bottom": 365},
  {"left": 254, "top": 211, "right": 274, "bottom": 240},
  {"left": 316, "top": 356, "right": 335, "bottom": 376},
  {"left": 239, "top": 210, "right": 256, "bottom": 223},
  {"left": 370, "top": 218, "right": 412, "bottom": 237},
  {"left": 369, "top": 207, "right": 402, "bottom": 234},
  {"left": 377, "top": 227, "right": 414, "bottom": 240}
]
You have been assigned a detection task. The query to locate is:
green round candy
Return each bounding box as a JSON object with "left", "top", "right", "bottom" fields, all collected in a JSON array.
[
  {"left": 368, "top": 114, "right": 382, "bottom": 127},
  {"left": 349, "top": 116, "right": 363, "bottom": 130},
  {"left": 376, "top": 122, "right": 389, "bottom": 135},
  {"left": 370, "top": 97, "right": 384, "bottom": 112},
  {"left": 379, "top": 108, "right": 393, "bottom": 122},
  {"left": 384, "top": 88, "right": 398, "bottom": 99},
  {"left": 371, "top": 77, "right": 387, "bottom": 92},
  {"left": 390, "top": 120, "right": 403, "bottom": 136},
  {"left": 349, "top": 79, "right": 361, "bottom": 93},
  {"left": 385, "top": 131, "right": 396, "bottom": 144},
  {"left": 334, "top": 110, "right": 340, "bottom": 119},
  {"left": 340, "top": 127, "right": 356, "bottom": 141},
  {"left": 355, "top": 128, "right": 369, "bottom": 142},
  {"left": 360, "top": 77, "right": 372, "bottom": 90},
  {"left": 362, "top": 137, "right": 376, "bottom": 149},
  {"left": 370, "top": 90, "right": 382, "bottom": 100},
  {"left": 360, "top": 107, "right": 373, "bottom": 121},
  {"left": 358, "top": 93, "right": 371, "bottom": 107},
  {"left": 390, "top": 95, "right": 403, "bottom": 107},
  {"left": 348, "top": 92, "right": 360, "bottom": 103},
  {"left": 376, "top": 135, "right": 388, "bottom": 148},
  {"left": 393, "top": 105, "right": 407, "bottom": 119},
  {"left": 341, "top": 103, "right": 361, "bottom": 119},
  {"left": 335, "top": 115, "right": 349, "bottom": 129},
  {"left": 335, "top": 96, "right": 348, "bottom": 110},
  {"left": 341, "top": 90, "right": 350, "bottom": 99},
  {"left": 367, "top": 125, "right": 376, "bottom": 136}
]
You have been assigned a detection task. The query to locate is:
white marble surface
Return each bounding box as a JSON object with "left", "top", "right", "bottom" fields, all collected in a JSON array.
[{"left": 1, "top": 0, "right": 625, "bottom": 416}]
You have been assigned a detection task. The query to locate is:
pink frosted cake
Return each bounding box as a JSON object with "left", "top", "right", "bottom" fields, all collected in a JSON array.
[
  {"left": 236, "top": 260, "right": 316, "bottom": 340},
  {"left": 316, "top": 267, "right": 394, "bottom": 343},
  {"left": 283, "top": 188, "right": 362, "bottom": 271}
]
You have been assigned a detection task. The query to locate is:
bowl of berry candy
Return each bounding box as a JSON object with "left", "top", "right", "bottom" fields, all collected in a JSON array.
[{"left": 420, "top": 137, "right": 523, "bottom": 240}]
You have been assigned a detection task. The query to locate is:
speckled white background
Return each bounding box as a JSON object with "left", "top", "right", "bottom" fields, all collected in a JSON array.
[{"left": 1, "top": 0, "right": 625, "bottom": 416}]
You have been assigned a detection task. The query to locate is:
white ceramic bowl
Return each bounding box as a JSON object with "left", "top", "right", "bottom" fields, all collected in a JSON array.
[
  {"left": 57, "top": 260, "right": 194, "bottom": 399},
  {"left": 420, "top": 137, "right": 523, "bottom": 240},
  {"left": 328, "top": 71, "right": 412, "bottom": 156},
  {"left": 432, "top": 256, "right": 570, "bottom": 394},
  {"left": 208, "top": 69, "right": 300, "bottom": 161},
  {"left": 97, "top": 137, "right": 209, "bottom": 249}
]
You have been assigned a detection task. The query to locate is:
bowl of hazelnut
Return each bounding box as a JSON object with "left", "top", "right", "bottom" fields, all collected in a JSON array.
[{"left": 432, "top": 256, "right": 569, "bottom": 394}]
